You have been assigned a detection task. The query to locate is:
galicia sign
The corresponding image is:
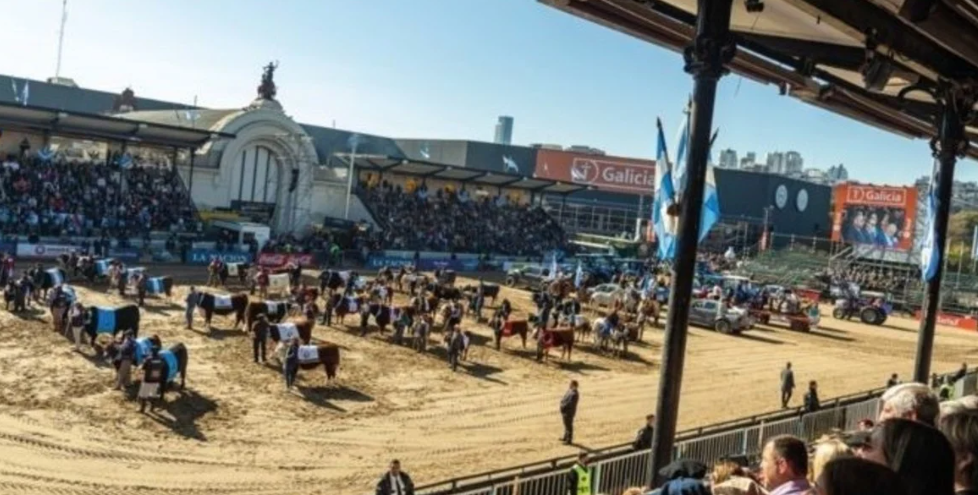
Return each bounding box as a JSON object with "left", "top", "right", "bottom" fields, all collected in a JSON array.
[{"left": 536, "top": 149, "right": 657, "bottom": 195}]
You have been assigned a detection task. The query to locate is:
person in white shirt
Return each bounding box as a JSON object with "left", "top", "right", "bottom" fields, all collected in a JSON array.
[{"left": 375, "top": 459, "right": 414, "bottom": 495}]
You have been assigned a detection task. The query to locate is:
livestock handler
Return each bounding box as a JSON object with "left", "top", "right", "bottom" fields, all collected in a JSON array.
[
  {"left": 565, "top": 452, "right": 593, "bottom": 495},
  {"left": 185, "top": 287, "right": 197, "bottom": 330},
  {"left": 252, "top": 314, "right": 269, "bottom": 364},
  {"left": 560, "top": 380, "right": 579, "bottom": 445}
]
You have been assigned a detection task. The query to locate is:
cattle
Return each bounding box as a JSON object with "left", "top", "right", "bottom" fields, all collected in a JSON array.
[
  {"left": 142, "top": 275, "right": 174, "bottom": 298},
  {"left": 318, "top": 270, "right": 350, "bottom": 293},
  {"left": 434, "top": 269, "right": 456, "bottom": 287},
  {"left": 277, "top": 343, "right": 341, "bottom": 384},
  {"left": 245, "top": 300, "right": 295, "bottom": 329},
  {"left": 4, "top": 281, "right": 26, "bottom": 312},
  {"left": 220, "top": 262, "right": 251, "bottom": 286},
  {"left": 427, "top": 283, "right": 462, "bottom": 302},
  {"left": 39, "top": 268, "right": 67, "bottom": 295},
  {"left": 195, "top": 292, "right": 248, "bottom": 330},
  {"left": 82, "top": 304, "right": 141, "bottom": 351},
  {"left": 461, "top": 283, "right": 500, "bottom": 305},
  {"left": 536, "top": 327, "right": 575, "bottom": 362},
  {"left": 117, "top": 340, "right": 189, "bottom": 413},
  {"left": 268, "top": 320, "right": 315, "bottom": 345},
  {"left": 328, "top": 294, "right": 362, "bottom": 325},
  {"left": 490, "top": 317, "right": 528, "bottom": 351},
  {"left": 267, "top": 273, "right": 291, "bottom": 295},
  {"left": 360, "top": 303, "right": 396, "bottom": 335}
]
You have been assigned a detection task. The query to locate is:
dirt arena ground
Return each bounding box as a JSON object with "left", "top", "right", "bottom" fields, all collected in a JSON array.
[{"left": 1, "top": 267, "right": 978, "bottom": 495}]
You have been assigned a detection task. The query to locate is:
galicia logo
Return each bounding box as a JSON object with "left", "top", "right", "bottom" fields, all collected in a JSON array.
[
  {"left": 502, "top": 156, "right": 520, "bottom": 173},
  {"left": 419, "top": 143, "right": 430, "bottom": 160},
  {"left": 570, "top": 160, "right": 599, "bottom": 184}
]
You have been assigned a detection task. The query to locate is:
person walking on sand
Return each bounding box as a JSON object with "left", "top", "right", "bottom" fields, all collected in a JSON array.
[
  {"left": 185, "top": 287, "right": 198, "bottom": 330},
  {"left": 283, "top": 338, "right": 299, "bottom": 391},
  {"left": 375, "top": 459, "right": 414, "bottom": 495},
  {"left": 781, "top": 362, "right": 795, "bottom": 408},
  {"left": 560, "top": 380, "right": 579, "bottom": 445}
]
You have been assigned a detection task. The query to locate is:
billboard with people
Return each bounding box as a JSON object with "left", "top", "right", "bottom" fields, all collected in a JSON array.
[
  {"left": 831, "top": 184, "right": 918, "bottom": 250},
  {"left": 534, "top": 149, "right": 656, "bottom": 195}
]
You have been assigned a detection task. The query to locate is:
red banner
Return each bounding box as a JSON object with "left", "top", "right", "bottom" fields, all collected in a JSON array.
[
  {"left": 831, "top": 184, "right": 917, "bottom": 251},
  {"left": 257, "top": 253, "right": 315, "bottom": 267},
  {"left": 914, "top": 310, "right": 978, "bottom": 331},
  {"left": 534, "top": 149, "right": 656, "bottom": 195}
]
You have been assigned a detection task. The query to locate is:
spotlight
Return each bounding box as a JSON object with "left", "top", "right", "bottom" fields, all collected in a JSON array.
[{"left": 745, "top": 0, "right": 764, "bottom": 13}]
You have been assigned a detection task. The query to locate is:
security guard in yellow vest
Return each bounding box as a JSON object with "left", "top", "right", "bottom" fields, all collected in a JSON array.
[
  {"left": 939, "top": 377, "right": 955, "bottom": 401},
  {"left": 565, "top": 452, "right": 593, "bottom": 495}
]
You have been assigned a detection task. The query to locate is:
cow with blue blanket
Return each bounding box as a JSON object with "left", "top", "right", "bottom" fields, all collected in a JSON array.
[
  {"left": 194, "top": 292, "right": 248, "bottom": 330},
  {"left": 82, "top": 304, "right": 141, "bottom": 354},
  {"left": 107, "top": 336, "right": 188, "bottom": 412},
  {"left": 30, "top": 266, "right": 66, "bottom": 302},
  {"left": 131, "top": 272, "right": 173, "bottom": 307}
]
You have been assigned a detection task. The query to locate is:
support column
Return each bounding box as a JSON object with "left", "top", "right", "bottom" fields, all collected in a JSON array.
[
  {"left": 648, "top": 0, "right": 735, "bottom": 486},
  {"left": 913, "top": 82, "right": 976, "bottom": 383}
]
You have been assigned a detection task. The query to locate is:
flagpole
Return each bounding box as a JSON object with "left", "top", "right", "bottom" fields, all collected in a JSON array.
[{"left": 55, "top": 0, "right": 68, "bottom": 80}]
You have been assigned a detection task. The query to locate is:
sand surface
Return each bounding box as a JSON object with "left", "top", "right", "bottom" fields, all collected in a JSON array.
[{"left": 1, "top": 267, "right": 976, "bottom": 495}]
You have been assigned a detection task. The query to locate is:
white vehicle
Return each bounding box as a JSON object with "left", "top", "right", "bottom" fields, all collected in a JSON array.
[
  {"left": 211, "top": 220, "right": 271, "bottom": 250},
  {"left": 587, "top": 283, "right": 627, "bottom": 308}
]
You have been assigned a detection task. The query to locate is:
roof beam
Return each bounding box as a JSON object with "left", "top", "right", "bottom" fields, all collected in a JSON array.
[
  {"left": 898, "top": 0, "right": 978, "bottom": 70},
  {"left": 786, "top": 0, "right": 978, "bottom": 80},
  {"left": 737, "top": 33, "right": 866, "bottom": 71}
]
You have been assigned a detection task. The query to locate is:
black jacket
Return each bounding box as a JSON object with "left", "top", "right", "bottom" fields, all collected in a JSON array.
[
  {"left": 560, "top": 389, "right": 579, "bottom": 417},
  {"left": 804, "top": 389, "right": 820, "bottom": 412},
  {"left": 633, "top": 425, "right": 654, "bottom": 450},
  {"left": 375, "top": 471, "right": 414, "bottom": 495}
]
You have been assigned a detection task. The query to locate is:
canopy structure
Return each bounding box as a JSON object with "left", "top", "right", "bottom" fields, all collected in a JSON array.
[
  {"left": 0, "top": 101, "right": 234, "bottom": 148},
  {"left": 541, "top": 0, "right": 978, "bottom": 158},
  {"left": 332, "top": 152, "right": 589, "bottom": 194},
  {"left": 541, "top": 0, "right": 978, "bottom": 486}
]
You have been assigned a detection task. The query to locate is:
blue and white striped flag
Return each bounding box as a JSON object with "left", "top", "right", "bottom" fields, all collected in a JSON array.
[
  {"left": 574, "top": 260, "right": 583, "bottom": 289},
  {"left": 921, "top": 160, "right": 941, "bottom": 281},
  {"left": 673, "top": 100, "right": 691, "bottom": 195},
  {"left": 699, "top": 130, "right": 721, "bottom": 244},
  {"left": 550, "top": 251, "right": 559, "bottom": 279},
  {"left": 653, "top": 118, "right": 678, "bottom": 260}
]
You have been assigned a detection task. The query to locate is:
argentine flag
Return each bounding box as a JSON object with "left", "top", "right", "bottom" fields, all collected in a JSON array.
[
  {"left": 653, "top": 118, "right": 678, "bottom": 260},
  {"left": 550, "top": 252, "right": 559, "bottom": 279},
  {"left": 673, "top": 101, "right": 691, "bottom": 196},
  {"left": 675, "top": 107, "right": 721, "bottom": 244},
  {"left": 920, "top": 161, "right": 941, "bottom": 281},
  {"left": 574, "top": 261, "right": 583, "bottom": 289}
]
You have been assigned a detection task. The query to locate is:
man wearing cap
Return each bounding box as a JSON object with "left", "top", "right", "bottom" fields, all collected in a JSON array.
[{"left": 565, "top": 452, "right": 593, "bottom": 495}]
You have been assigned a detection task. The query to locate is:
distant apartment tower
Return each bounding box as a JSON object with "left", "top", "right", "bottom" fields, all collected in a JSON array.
[
  {"left": 784, "top": 151, "right": 804, "bottom": 174},
  {"left": 740, "top": 151, "right": 757, "bottom": 169},
  {"left": 766, "top": 152, "right": 786, "bottom": 174},
  {"left": 826, "top": 164, "right": 849, "bottom": 182},
  {"left": 718, "top": 148, "right": 738, "bottom": 168},
  {"left": 494, "top": 116, "right": 514, "bottom": 145}
]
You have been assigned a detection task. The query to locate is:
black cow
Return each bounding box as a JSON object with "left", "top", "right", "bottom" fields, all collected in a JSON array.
[
  {"left": 82, "top": 304, "right": 141, "bottom": 348},
  {"left": 195, "top": 292, "right": 248, "bottom": 330},
  {"left": 220, "top": 262, "right": 252, "bottom": 286},
  {"left": 318, "top": 270, "right": 351, "bottom": 293}
]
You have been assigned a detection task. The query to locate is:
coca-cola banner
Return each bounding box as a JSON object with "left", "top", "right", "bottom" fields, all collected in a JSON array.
[
  {"left": 257, "top": 252, "right": 316, "bottom": 267},
  {"left": 831, "top": 184, "right": 918, "bottom": 251},
  {"left": 534, "top": 149, "right": 656, "bottom": 195}
]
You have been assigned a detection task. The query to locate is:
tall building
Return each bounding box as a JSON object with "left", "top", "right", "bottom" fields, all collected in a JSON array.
[
  {"left": 718, "top": 148, "right": 738, "bottom": 168},
  {"left": 826, "top": 164, "right": 849, "bottom": 182},
  {"left": 740, "top": 151, "right": 757, "bottom": 169},
  {"left": 494, "top": 116, "right": 514, "bottom": 145},
  {"left": 766, "top": 152, "right": 786, "bottom": 174},
  {"left": 785, "top": 151, "right": 804, "bottom": 174}
]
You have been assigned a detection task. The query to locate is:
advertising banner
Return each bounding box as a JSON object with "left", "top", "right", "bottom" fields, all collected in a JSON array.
[
  {"left": 187, "top": 249, "right": 254, "bottom": 266},
  {"left": 367, "top": 256, "right": 479, "bottom": 272},
  {"left": 257, "top": 252, "right": 315, "bottom": 267},
  {"left": 914, "top": 310, "right": 978, "bottom": 331},
  {"left": 108, "top": 247, "right": 141, "bottom": 262},
  {"left": 534, "top": 149, "right": 656, "bottom": 195},
  {"left": 16, "top": 243, "right": 77, "bottom": 259},
  {"left": 831, "top": 184, "right": 918, "bottom": 251}
]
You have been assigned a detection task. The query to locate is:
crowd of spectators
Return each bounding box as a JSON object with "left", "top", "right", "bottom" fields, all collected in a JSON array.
[
  {"left": 0, "top": 153, "right": 197, "bottom": 239},
  {"left": 819, "top": 264, "right": 915, "bottom": 294},
  {"left": 359, "top": 180, "right": 568, "bottom": 257}
]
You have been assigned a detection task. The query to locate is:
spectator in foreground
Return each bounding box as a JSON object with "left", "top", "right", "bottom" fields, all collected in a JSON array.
[
  {"left": 759, "top": 435, "right": 810, "bottom": 495},
  {"left": 710, "top": 459, "right": 763, "bottom": 495},
  {"left": 939, "top": 411, "right": 978, "bottom": 495},
  {"left": 878, "top": 382, "right": 939, "bottom": 427},
  {"left": 860, "top": 418, "right": 955, "bottom": 495},
  {"left": 375, "top": 459, "right": 414, "bottom": 495},
  {"left": 809, "top": 439, "right": 851, "bottom": 484},
  {"left": 943, "top": 395, "right": 978, "bottom": 417},
  {"left": 814, "top": 457, "right": 907, "bottom": 495}
]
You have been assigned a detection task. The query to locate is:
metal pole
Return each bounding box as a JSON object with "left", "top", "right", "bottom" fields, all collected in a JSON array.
[
  {"left": 344, "top": 142, "right": 358, "bottom": 220},
  {"left": 188, "top": 148, "right": 195, "bottom": 199},
  {"left": 649, "top": 0, "right": 734, "bottom": 486},
  {"left": 55, "top": 0, "right": 68, "bottom": 80},
  {"left": 914, "top": 83, "right": 972, "bottom": 383}
]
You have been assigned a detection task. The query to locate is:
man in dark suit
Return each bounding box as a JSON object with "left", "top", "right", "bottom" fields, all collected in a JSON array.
[
  {"left": 780, "top": 362, "right": 795, "bottom": 408},
  {"left": 632, "top": 414, "right": 655, "bottom": 451},
  {"left": 375, "top": 459, "right": 414, "bottom": 495},
  {"left": 560, "top": 380, "right": 579, "bottom": 444}
]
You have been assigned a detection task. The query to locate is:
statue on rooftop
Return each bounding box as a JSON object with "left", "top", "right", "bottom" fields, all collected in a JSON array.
[{"left": 257, "top": 61, "right": 279, "bottom": 100}]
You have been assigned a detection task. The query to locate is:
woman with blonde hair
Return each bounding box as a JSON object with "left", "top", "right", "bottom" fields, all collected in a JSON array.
[{"left": 811, "top": 439, "right": 852, "bottom": 483}]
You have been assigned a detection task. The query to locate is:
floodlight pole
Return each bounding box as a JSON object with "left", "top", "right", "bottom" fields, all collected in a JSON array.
[
  {"left": 913, "top": 83, "right": 975, "bottom": 383},
  {"left": 648, "top": 0, "right": 735, "bottom": 486}
]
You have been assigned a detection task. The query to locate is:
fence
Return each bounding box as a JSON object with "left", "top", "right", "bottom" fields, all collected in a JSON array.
[{"left": 412, "top": 370, "right": 978, "bottom": 495}]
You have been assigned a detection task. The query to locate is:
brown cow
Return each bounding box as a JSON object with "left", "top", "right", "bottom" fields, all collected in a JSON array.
[
  {"left": 537, "top": 327, "right": 574, "bottom": 362},
  {"left": 490, "top": 316, "right": 528, "bottom": 351},
  {"left": 195, "top": 292, "right": 248, "bottom": 330},
  {"left": 245, "top": 300, "right": 295, "bottom": 330},
  {"left": 268, "top": 319, "right": 315, "bottom": 345}
]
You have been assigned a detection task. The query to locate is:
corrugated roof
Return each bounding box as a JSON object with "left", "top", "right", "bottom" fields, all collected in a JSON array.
[
  {"left": 0, "top": 74, "right": 189, "bottom": 115},
  {"left": 113, "top": 109, "right": 238, "bottom": 132}
]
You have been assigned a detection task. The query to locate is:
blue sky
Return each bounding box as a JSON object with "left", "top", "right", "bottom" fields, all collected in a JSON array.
[{"left": 2, "top": 0, "right": 973, "bottom": 184}]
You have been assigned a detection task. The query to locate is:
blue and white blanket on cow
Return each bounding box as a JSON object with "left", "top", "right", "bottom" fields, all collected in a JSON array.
[
  {"left": 46, "top": 268, "right": 64, "bottom": 286},
  {"left": 61, "top": 285, "right": 77, "bottom": 304},
  {"left": 341, "top": 297, "right": 358, "bottom": 313},
  {"left": 94, "top": 307, "right": 117, "bottom": 334},
  {"left": 159, "top": 349, "right": 179, "bottom": 382},
  {"left": 95, "top": 259, "right": 114, "bottom": 276},
  {"left": 275, "top": 322, "right": 299, "bottom": 342},
  {"left": 265, "top": 301, "right": 283, "bottom": 315},
  {"left": 268, "top": 273, "right": 290, "bottom": 293},
  {"left": 133, "top": 337, "right": 154, "bottom": 365},
  {"left": 297, "top": 345, "right": 319, "bottom": 364},
  {"left": 146, "top": 277, "right": 166, "bottom": 295},
  {"left": 597, "top": 318, "right": 613, "bottom": 338},
  {"left": 126, "top": 267, "right": 145, "bottom": 279},
  {"left": 213, "top": 295, "right": 233, "bottom": 310}
]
